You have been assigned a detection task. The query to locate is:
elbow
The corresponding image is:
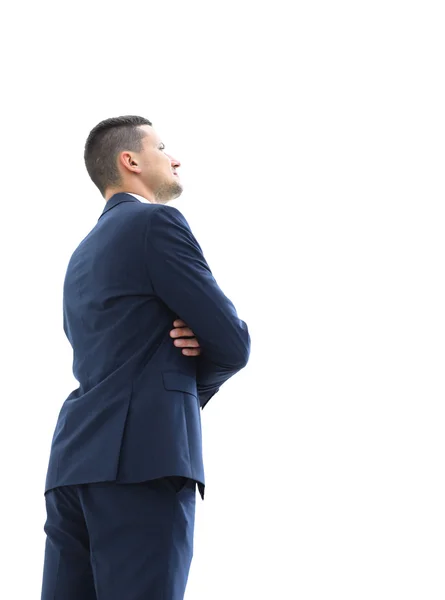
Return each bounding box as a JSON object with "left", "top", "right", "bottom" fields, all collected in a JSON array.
[
  {"left": 232, "top": 334, "right": 251, "bottom": 369},
  {"left": 238, "top": 346, "right": 250, "bottom": 369},
  {"left": 204, "top": 322, "right": 250, "bottom": 370},
  {"left": 211, "top": 342, "right": 250, "bottom": 372}
]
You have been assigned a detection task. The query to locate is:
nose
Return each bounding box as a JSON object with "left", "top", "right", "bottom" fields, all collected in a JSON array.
[{"left": 167, "top": 153, "right": 180, "bottom": 169}]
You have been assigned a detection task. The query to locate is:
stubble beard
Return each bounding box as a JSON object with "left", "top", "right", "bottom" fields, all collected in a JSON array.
[{"left": 155, "top": 178, "right": 183, "bottom": 204}]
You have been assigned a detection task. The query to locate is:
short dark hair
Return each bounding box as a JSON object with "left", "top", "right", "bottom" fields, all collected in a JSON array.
[{"left": 84, "top": 115, "right": 153, "bottom": 196}]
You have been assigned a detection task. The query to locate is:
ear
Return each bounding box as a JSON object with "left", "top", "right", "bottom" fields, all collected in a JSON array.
[{"left": 119, "top": 151, "right": 142, "bottom": 174}]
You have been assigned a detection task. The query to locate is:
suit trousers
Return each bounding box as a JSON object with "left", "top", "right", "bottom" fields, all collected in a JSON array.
[{"left": 40, "top": 476, "right": 196, "bottom": 600}]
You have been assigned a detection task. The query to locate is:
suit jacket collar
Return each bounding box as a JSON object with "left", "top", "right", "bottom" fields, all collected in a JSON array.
[{"left": 98, "top": 192, "right": 139, "bottom": 221}]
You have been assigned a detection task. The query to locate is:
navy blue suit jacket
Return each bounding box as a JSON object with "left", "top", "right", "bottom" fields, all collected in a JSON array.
[{"left": 44, "top": 193, "right": 250, "bottom": 500}]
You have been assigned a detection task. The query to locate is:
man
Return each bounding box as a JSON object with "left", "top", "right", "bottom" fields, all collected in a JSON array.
[{"left": 41, "top": 115, "right": 250, "bottom": 600}]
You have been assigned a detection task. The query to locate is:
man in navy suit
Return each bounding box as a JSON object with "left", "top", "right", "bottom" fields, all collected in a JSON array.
[{"left": 41, "top": 115, "right": 250, "bottom": 600}]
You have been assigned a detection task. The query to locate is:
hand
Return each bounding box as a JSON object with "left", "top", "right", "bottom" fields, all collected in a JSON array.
[{"left": 170, "top": 319, "right": 202, "bottom": 356}]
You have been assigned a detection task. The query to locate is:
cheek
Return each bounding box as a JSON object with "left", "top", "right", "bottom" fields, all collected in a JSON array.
[{"left": 143, "top": 159, "right": 161, "bottom": 178}]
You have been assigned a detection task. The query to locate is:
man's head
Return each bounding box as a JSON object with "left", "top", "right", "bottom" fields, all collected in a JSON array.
[{"left": 84, "top": 115, "right": 183, "bottom": 204}]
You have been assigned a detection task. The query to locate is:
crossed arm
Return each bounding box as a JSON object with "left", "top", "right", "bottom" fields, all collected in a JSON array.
[{"left": 145, "top": 205, "right": 250, "bottom": 409}]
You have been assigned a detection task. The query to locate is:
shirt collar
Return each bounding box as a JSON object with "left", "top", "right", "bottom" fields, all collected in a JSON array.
[{"left": 126, "top": 192, "right": 152, "bottom": 204}]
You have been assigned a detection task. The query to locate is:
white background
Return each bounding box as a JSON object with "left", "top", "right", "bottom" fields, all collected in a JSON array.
[{"left": 1, "top": 1, "right": 444, "bottom": 598}]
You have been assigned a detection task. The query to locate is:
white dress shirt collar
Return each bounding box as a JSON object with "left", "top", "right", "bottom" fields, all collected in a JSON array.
[{"left": 125, "top": 192, "right": 152, "bottom": 204}]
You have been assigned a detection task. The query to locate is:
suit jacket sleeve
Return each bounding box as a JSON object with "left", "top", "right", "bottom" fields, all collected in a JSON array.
[{"left": 145, "top": 205, "right": 250, "bottom": 409}]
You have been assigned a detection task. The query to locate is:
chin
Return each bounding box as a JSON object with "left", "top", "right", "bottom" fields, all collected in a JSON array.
[
  {"left": 156, "top": 180, "right": 183, "bottom": 203},
  {"left": 171, "top": 180, "right": 183, "bottom": 197}
]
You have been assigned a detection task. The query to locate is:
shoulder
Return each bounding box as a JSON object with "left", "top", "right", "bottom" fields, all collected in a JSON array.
[{"left": 146, "top": 204, "right": 191, "bottom": 232}]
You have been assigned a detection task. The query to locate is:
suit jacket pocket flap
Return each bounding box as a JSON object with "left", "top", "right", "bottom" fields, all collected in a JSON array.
[{"left": 162, "top": 371, "right": 197, "bottom": 397}]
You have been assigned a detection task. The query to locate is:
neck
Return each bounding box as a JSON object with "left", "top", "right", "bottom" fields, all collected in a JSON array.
[{"left": 105, "top": 187, "right": 155, "bottom": 203}]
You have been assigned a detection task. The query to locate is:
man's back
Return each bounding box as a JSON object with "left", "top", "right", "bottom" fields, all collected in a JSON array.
[
  {"left": 44, "top": 193, "right": 250, "bottom": 501},
  {"left": 63, "top": 195, "right": 174, "bottom": 393}
]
